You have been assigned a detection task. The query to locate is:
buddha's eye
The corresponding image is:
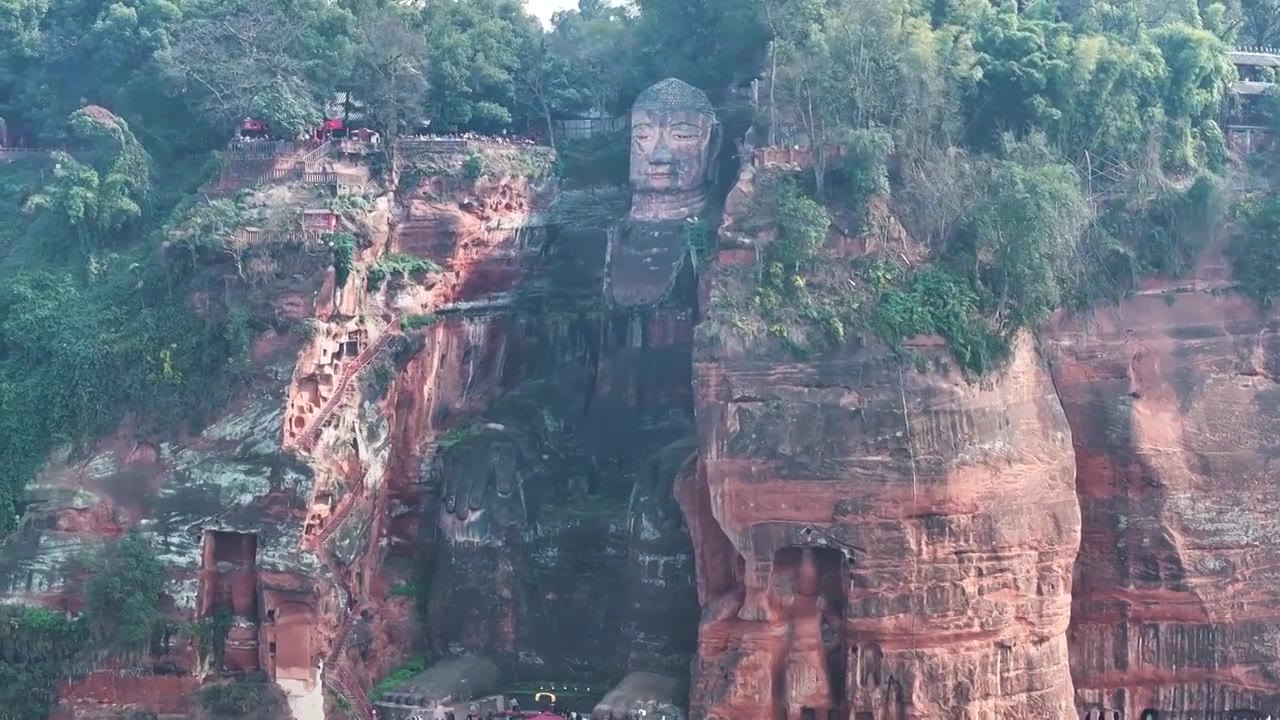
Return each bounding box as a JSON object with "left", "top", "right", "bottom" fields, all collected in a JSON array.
[{"left": 671, "top": 125, "right": 700, "bottom": 141}]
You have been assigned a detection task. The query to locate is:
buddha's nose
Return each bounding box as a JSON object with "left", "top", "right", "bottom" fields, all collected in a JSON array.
[{"left": 651, "top": 144, "right": 675, "bottom": 164}]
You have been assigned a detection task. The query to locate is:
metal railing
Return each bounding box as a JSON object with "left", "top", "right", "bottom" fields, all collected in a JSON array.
[
  {"left": 225, "top": 139, "right": 321, "bottom": 159},
  {"left": 236, "top": 228, "right": 330, "bottom": 246},
  {"left": 1234, "top": 45, "right": 1280, "bottom": 56}
]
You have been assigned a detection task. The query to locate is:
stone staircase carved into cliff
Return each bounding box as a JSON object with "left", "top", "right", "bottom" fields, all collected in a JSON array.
[
  {"left": 296, "top": 318, "right": 400, "bottom": 453},
  {"left": 307, "top": 474, "right": 365, "bottom": 551},
  {"left": 324, "top": 603, "right": 375, "bottom": 720},
  {"left": 317, "top": 505, "right": 380, "bottom": 720}
]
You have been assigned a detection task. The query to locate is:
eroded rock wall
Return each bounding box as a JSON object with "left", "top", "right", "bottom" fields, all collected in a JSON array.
[
  {"left": 396, "top": 233, "right": 701, "bottom": 683},
  {"left": 1045, "top": 249, "right": 1280, "bottom": 717},
  {"left": 683, "top": 329, "right": 1081, "bottom": 719},
  {"left": 678, "top": 155, "right": 1082, "bottom": 719},
  {"left": 353, "top": 157, "right": 701, "bottom": 705}
]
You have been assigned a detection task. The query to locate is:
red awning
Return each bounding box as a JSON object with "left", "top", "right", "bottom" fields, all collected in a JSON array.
[{"left": 323, "top": 118, "right": 344, "bottom": 131}]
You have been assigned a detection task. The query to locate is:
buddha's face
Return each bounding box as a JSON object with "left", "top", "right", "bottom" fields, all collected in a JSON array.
[{"left": 629, "top": 108, "right": 713, "bottom": 194}]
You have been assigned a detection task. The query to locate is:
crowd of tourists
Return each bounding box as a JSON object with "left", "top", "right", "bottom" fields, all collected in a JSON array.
[
  {"left": 395, "top": 697, "right": 583, "bottom": 720},
  {"left": 404, "top": 130, "right": 543, "bottom": 147}
]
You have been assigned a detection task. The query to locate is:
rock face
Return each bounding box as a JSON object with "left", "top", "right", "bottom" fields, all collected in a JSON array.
[
  {"left": 16, "top": 125, "right": 1280, "bottom": 720},
  {"left": 678, "top": 153, "right": 1081, "bottom": 719},
  {"left": 378, "top": 144, "right": 701, "bottom": 695},
  {"left": 1045, "top": 250, "right": 1280, "bottom": 717},
  {"left": 682, "top": 323, "right": 1081, "bottom": 719},
  {"left": 410, "top": 240, "right": 702, "bottom": 682}
]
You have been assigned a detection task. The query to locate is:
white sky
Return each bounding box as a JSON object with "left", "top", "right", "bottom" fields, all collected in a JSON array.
[{"left": 526, "top": 0, "right": 579, "bottom": 26}]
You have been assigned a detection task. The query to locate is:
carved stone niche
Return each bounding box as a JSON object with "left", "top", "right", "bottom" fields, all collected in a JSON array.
[{"left": 770, "top": 545, "right": 847, "bottom": 720}]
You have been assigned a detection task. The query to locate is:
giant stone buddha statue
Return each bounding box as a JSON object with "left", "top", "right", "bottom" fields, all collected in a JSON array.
[
  {"left": 610, "top": 78, "right": 720, "bottom": 306},
  {"left": 628, "top": 78, "right": 720, "bottom": 222}
]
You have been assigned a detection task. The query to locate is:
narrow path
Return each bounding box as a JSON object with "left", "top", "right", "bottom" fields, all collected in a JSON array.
[
  {"left": 292, "top": 315, "right": 401, "bottom": 720},
  {"left": 297, "top": 318, "right": 400, "bottom": 453}
]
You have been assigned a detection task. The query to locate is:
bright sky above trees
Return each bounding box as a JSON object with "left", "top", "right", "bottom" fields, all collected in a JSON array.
[{"left": 528, "top": 0, "right": 579, "bottom": 26}]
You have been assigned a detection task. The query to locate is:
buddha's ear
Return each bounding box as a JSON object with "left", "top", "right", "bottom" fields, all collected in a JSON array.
[{"left": 707, "top": 121, "right": 723, "bottom": 186}]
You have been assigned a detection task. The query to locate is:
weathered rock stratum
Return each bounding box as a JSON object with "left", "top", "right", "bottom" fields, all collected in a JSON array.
[{"left": 1046, "top": 249, "right": 1280, "bottom": 718}]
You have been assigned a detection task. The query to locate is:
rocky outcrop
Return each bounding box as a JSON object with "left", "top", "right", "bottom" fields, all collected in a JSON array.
[
  {"left": 682, "top": 324, "right": 1081, "bottom": 719},
  {"left": 592, "top": 671, "right": 683, "bottom": 720},
  {"left": 677, "top": 154, "right": 1082, "bottom": 719},
  {"left": 1045, "top": 248, "right": 1280, "bottom": 717}
]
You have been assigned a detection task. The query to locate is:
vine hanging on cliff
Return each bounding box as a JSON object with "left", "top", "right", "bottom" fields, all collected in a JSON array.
[{"left": 330, "top": 232, "right": 358, "bottom": 289}]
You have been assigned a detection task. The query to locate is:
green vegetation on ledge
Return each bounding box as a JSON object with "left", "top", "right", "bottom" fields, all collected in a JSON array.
[
  {"left": 370, "top": 657, "right": 427, "bottom": 701},
  {"left": 0, "top": 112, "right": 252, "bottom": 534},
  {"left": 367, "top": 252, "right": 441, "bottom": 289},
  {"left": 0, "top": 607, "right": 86, "bottom": 720},
  {"left": 1232, "top": 195, "right": 1280, "bottom": 306}
]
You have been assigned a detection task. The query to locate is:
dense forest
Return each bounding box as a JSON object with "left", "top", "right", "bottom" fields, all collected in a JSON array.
[{"left": 1, "top": 0, "right": 1280, "bottom": 715}]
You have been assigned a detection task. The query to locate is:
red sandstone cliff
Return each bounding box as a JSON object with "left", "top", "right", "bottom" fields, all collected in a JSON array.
[
  {"left": 1045, "top": 242, "right": 1280, "bottom": 717},
  {"left": 678, "top": 157, "right": 1083, "bottom": 719}
]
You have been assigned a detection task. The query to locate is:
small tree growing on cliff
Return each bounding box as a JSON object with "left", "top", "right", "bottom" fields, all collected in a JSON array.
[{"left": 81, "top": 531, "right": 168, "bottom": 657}]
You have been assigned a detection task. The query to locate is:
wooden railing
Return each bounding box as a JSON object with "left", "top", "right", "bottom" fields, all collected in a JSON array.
[{"left": 296, "top": 320, "right": 399, "bottom": 453}]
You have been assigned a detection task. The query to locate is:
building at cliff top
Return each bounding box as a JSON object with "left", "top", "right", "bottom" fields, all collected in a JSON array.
[{"left": 1225, "top": 48, "right": 1278, "bottom": 153}]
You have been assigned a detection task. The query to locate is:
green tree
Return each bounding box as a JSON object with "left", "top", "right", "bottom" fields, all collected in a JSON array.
[
  {"left": 1152, "top": 22, "right": 1234, "bottom": 168},
  {"left": 519, "top": 35, "right": 581, "bottom": 149},
  {"left": 158, "top": 0, "right": 356, "bottom": 136},
  {"left": 82, "top": 532, "right": 168, "bottom": 654},
  {"left": 966, "top": 9, "right": 1075, "bottom": 149},
  {"left": 960, "top": 148, "right": 1089, "bottom": 331},
  {"left": 24, "top": 108, "right": 152, "bottom": 258},
  {"left": 349, "top": 7, "right": 427, "bottom": 167},
  {"left": 419, "top": 0, "right": 542, "bottom": 131},
  {"left": 547, "top": 2, "right": 637, "bottom": 117},
  {"left": 631, "top": 0, "right": 769, "bottom": 95}
]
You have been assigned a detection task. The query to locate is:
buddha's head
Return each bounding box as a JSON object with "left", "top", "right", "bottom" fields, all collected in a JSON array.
[{"left": 629, "top": 78, "right": 718, "bottom": 207}]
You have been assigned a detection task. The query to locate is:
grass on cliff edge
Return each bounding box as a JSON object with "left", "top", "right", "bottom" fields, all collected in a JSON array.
[{"left": 370, "top": 657, "right": 427, "bottom": 701}]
